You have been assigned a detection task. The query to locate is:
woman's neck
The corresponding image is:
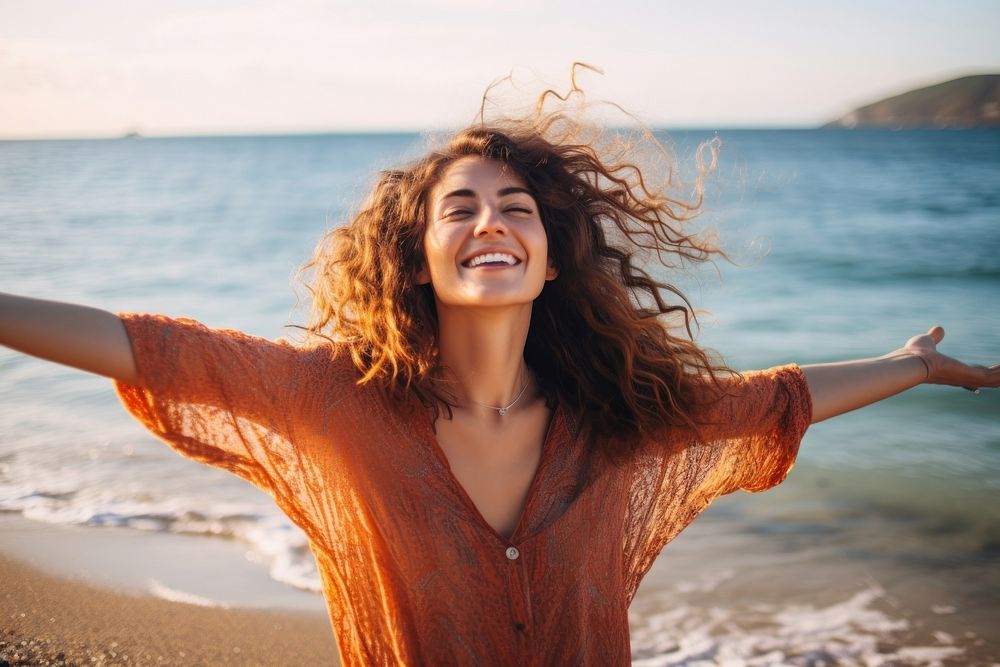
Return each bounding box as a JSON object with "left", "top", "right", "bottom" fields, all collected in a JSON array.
[{"left": 435, "top": 303, "right": 534, "bottom": 415}]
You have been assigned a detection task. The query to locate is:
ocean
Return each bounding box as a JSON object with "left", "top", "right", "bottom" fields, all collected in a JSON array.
[{"left": 1, "top": 128, "right": 998, "bottom": 665}]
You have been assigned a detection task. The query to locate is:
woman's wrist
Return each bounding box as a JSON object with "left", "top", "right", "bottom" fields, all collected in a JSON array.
[
  {"left": 903, "top": 350, "right": 930, "bottom": 383},
  {"left": 877, "top": 349, "right": 931, "bottom": 385}
]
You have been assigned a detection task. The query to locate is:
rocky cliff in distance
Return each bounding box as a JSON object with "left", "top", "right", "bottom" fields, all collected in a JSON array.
[{"left": 824, "top": 74, "right": 1000, "bottom": 129}]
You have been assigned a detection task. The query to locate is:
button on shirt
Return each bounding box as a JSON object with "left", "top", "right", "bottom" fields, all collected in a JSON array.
[{"left": 115, "top": 313, "right": 813, "bottom": 666}]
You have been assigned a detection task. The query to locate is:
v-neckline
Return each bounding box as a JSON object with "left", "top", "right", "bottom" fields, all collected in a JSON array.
[{"left": 414, "top": 401, "right": 562, "bottom": 545}]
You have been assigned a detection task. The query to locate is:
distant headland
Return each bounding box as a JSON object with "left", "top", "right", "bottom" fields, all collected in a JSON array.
[{"left": 824, "top": 74, "right": 1000, "bottom": 129}]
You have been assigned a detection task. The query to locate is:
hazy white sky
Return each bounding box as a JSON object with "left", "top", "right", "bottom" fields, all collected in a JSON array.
[{"left": 2, "top": 0, "right": 998, "bottom": 138}]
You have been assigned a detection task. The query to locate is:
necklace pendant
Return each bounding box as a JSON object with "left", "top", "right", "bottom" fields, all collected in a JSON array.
[{"left": 498, "top": 408, "right": 508, "bottom": 416}]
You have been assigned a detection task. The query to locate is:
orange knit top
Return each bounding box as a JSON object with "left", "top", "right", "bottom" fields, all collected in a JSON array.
[{"left": 114, "top": 313, "right": 813, "bottom": 666}]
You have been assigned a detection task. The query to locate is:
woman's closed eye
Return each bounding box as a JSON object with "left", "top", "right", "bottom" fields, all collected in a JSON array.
[{"left": 442, "top": 206, "right": 533, "bottom": 219}]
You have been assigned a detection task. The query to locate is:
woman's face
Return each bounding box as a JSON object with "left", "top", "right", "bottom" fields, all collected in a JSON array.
[{"left": 417, "top": 156, "right": 558, "bottom": 309}]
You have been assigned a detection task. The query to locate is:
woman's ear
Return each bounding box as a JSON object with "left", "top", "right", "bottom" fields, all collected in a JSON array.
[
  {"left": 545, "top": 259, "right": 559, "bottom": 281},
  {"left": 414, "top": 265, "right": 431, "bottom": 285}
]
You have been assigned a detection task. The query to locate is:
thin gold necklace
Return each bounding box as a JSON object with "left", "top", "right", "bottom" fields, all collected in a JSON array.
[{"left": 469, "top": 372, "right": 530, "bottom": 416}]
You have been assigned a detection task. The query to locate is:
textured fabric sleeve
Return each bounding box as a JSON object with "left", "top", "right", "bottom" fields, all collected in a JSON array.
[
  {"left": 622, "top": 364, "right": 813, "bottom": 601},
  {"left": 113, "top": 312, "right": 318, "bottom": 497},
  {"left": 691, "top": 363, "right": 814, "bottom": 496}
]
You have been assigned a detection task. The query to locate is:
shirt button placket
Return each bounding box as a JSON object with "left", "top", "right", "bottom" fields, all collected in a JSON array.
[{"left": 504, "top": 544, "right": 531, "bottom": 654}]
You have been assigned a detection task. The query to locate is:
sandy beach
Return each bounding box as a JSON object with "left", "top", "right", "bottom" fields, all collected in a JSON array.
[
  {"left": 0, "top": 553, "right": 339, "bottom": 666},
  {"left": 0, "top": 516, "right": 339, "bottom": 666}
]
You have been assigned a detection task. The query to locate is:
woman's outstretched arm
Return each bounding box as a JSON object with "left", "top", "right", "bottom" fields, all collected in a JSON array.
[
  {"left": 802, "top": 326, "right": 999, "bottom": 423},
  {"left": 0, "top": 292, "right": 140, "bottom": 385}
]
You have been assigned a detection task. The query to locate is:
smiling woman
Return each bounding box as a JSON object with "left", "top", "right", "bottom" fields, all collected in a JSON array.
[
  {"left": 301, "top": 116, "right": 739, "bottom": 462},
  {"left": 0, "top": 67, "right": 997, "bottom": 665}
]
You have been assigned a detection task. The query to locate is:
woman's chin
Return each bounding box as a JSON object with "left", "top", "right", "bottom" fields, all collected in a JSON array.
[{"left": 435, "top": 289, "right": 539, "bottom": 310}]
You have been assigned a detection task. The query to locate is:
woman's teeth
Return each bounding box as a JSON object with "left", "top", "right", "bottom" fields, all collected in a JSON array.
[{"left": 465, "top": 253, "right": 518, "bottom": 268}]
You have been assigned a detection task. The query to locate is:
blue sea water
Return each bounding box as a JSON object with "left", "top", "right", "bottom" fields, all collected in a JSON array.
[{"left": 1, "top": 129, "right": 998, "bottom": 664}]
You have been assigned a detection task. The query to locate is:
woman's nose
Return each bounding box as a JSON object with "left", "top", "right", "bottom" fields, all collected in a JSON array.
[{"left": 474, "top": 206, "right": 507, "bottom": 236}]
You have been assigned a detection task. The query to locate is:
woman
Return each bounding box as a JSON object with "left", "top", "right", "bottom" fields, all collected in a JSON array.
[{"left": 2, "top": 91, "right": 997, "bottom": 665}]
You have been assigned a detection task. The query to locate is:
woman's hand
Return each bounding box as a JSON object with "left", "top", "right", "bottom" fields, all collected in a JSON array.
[{"left": 901, "top": 326, "right": 1000, "bottom": 393}]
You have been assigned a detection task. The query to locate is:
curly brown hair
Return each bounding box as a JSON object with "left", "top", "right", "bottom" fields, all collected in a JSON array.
[{"left": 300, "top": 71, "right": 733, "bottom": 461}]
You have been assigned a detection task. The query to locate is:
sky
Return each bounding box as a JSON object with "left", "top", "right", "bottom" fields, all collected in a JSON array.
[{"left": 1, "top": 0, "right": 999, "bottom": 138}]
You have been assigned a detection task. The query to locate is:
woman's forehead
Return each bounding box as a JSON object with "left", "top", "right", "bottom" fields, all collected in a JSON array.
[{"left": 430, "top": 157, "right": 528, "bottom": 201}]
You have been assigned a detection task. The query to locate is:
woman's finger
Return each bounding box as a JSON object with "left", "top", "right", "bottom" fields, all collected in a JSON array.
[{"left": 958, "top": 362, "right": 1000, "bottom": 391}]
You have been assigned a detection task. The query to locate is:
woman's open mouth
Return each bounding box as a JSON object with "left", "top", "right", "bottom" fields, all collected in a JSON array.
[{"left": 462, "top": 252, "right": 521, "bottom": 268}]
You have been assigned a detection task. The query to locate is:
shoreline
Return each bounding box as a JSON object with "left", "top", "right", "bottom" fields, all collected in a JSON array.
[
  {"left": 0, "top": 514, "right": 326, "bottom": 613},
  {"left": 2, "top": 492, "right": 996, "bottom": 665}
]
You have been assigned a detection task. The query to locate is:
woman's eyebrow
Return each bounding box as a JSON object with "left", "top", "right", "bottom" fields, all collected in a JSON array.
[
  {"left": 441, "top": 188, "right": 475, "bottom": 200},
  {"left": 498, "top": 186, "right": 533, "bottom": 198}
]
